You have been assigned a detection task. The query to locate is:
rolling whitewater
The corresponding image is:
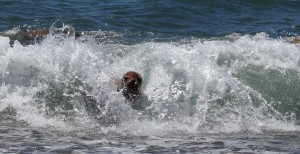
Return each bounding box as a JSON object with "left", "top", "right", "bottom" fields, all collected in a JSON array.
[{"left": 0, "top": 0, "right": 300, "bottom": 153}]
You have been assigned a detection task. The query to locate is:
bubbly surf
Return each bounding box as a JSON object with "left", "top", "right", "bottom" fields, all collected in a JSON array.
[
  {"left": 0, "top": 30, "right": 299, "bottom": 136},
  {"left": 1, "top": 0, "right": 300, "bottom": 152}
]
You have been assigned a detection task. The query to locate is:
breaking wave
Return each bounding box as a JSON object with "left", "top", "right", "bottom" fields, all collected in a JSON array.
[{"left": 0, "top": 29, "right": 299, "bottom": 136}]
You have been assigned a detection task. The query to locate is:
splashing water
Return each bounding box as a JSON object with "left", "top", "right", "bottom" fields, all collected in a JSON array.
[{"left": 0, "top": 28, "right": 300, "bottom": 138}]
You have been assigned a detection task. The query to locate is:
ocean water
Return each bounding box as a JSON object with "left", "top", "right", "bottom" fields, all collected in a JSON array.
[{"left": 0, "top": 0, "right": 300, "bottom": 153}]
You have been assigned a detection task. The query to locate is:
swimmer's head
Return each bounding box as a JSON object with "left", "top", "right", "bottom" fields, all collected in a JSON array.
[{"left": 119, "top": 71, "right": 143, "bottom": 100}]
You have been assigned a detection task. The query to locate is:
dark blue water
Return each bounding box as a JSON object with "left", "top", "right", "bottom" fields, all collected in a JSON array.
[
  {"left": 1, "top": 0, "right": 300, "bottom": 153},
  {"left": 1, "top": 0, "right": 300, "bottom": 37}
]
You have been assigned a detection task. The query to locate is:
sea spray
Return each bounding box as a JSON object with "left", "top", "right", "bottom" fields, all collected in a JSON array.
[{"left": 0, "top": 31, "right": 299, "bottom": 136}]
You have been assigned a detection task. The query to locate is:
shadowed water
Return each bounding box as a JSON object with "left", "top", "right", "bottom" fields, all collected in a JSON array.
[{"left": 1, "top": 124, "right": 300, "bottom": 153}]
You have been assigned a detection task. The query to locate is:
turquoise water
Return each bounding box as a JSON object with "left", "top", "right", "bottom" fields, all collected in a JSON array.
[{"left": 0, "top": 0, "right": 300, "bottom": 153}]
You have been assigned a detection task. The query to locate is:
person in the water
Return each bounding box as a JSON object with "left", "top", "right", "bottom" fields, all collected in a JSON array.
[
  {"left": 116, "top": 71, "right": 143, "bottom": 101},
  {"left": 116, "top": 71, "right": 150, "bottom": 110}
]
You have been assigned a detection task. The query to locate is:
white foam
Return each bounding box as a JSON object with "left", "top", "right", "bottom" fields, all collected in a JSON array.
[
  {"left": 0, "top": 86, "right": 69, "bottom": 129},
  {"left": 0, "top": 32, "right": 299, "bottom": 135}
]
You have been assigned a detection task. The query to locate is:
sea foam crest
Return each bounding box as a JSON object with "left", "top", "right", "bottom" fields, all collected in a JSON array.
[{"left": 0, "top": 32, "right": 299, "bottom": 135}]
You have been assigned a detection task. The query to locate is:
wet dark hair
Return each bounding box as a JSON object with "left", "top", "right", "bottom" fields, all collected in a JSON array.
[{"left": 121, "top": 71, "right": 143, "bottom": 100}]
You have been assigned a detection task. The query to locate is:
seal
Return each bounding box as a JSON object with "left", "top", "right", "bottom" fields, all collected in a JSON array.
[{"left": 116, "top": 71, "right": 143, "bottom": 101}]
